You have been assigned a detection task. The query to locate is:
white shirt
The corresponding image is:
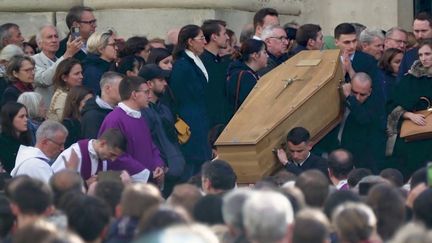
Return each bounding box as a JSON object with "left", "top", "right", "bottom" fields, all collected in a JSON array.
[
  {"left": 51, "top": 139, "right": 107, "bottom": 176},
  {"left": 11, "top": 145, "right": 53, "bottom": 183},
  {"left": 289, "top": 152, "right": 311, "bottom": 167},
  {"left": 118, "top": 102, "right": 141, "bottom": 118},
  {"left": 185, "top": 49, "right": 209, "bottom": 81}
]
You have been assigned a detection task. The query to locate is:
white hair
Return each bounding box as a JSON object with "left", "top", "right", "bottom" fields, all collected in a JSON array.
[
  {"left": 261, "top": 24, "right": 285, "bottom": 41},
  {"left": 222, "top": 188, "right": 254, "bottom": 229},
  {"left": 17, "top": 92, "right": 43, "bottom": 118},
  {"left": 359, "top": 28, "right": 384, "bottom": 44},
  {"left": 0, "top": 44, "right": 24, "bottom": 61},
  {"left": 243, "top": 190, "right": 294, "bottom": 243},
  {"left": 35, "top": 24, "right": 58, "bottom": 48},
  {"left": 36, "top": 120, "right": 68, "bottom": 143}
]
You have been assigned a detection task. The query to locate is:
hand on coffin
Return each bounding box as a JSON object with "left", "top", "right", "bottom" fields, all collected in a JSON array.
[
  {"left": 404, "top": 112, "right": 426, "bottom": 126},
  {"left": 342, "top": 83, "right": 352, "bottom": 98},
  {"left": 276, "top": 148, "right": 289, "bottom": 166}
]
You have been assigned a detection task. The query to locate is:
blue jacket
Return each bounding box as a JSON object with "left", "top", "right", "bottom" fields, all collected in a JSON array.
[
  {"left": 170, "top": 51, "right": 212, "bottom": 165},
  {"left": 82, "top": 53, "right": 114, "bottom": 95}
]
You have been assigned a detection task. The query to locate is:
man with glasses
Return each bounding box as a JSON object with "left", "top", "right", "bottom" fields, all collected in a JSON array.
[
  {"left": 258, "top": 24, "right": 289, "bottom": 76},
  {"left": 56, "top": 5, "right": 97, "bottom": 61},
  {"left": 11, "top": 120, "right": 69, "bottom": 183},
  {"left": 384, "top": 27, "right": 408, "bottom": 52}
]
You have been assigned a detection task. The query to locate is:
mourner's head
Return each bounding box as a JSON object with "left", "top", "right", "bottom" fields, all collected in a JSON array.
[
  {"left": 334, "top": 23, "right": 357, "bottom": 56},
  {"left": 286, "top": 127, "right": 312, "bottom": 163},
  {"left": 350, "top": 72, "right": 372, "bottom": 104}
]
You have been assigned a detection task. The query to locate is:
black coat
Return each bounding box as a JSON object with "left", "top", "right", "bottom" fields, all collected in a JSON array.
[
  {"left": 55, "top": 36, "right": 87, "bottom": 61},
  {"left": 284, "top": 153, "right": 328, "bottom": 176},
  {"left": 82, "top": 54, "right": 115, "bottom": 95},
  {"left": 81, "top": 97, "right": 113, "bottom": 139}
]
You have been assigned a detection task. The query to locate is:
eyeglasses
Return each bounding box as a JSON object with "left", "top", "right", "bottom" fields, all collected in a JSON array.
[
  {"left": 79, "top": 19, "right": 97, "bottom": 25},
  {"left": 47, "top": 138, "right": 65, "bottom": 147},
  {"left": 387, "top": 38, "right": 407, "bottom": 45},
  {"left": 19, "top": 67, "right": 35, "bottom": 73},
  {"left": 135, "top": 89, "right": 150, "bottom": 95},
  {"left": 269, "top": 36, "right": 288, "bottom": 41},
  {"left": 193, "top": 36, "right": 206, "bottom": 41},
  {"left": 106, "top": 42, "right": 117, "bottom": 48}
]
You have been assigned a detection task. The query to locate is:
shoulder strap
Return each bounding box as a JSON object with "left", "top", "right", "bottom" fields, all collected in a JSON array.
[
  {"left": 77, "top": 139, "right": 92, "bottom": 180},
  {"left": 234, "top": 70, "right": 245, "bottom": 111}
]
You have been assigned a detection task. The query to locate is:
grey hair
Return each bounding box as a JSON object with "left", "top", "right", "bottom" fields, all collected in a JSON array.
[
  {"left": 100, "top": 71, "right": 124, "bottom": 89},
  {"left": 352, "top": 72, "right": 372, "bottom": 86},
  {"left": 359, "top": 28, "right": 385, "bottom": 44},
  {"left": 0, "top": 23, "right": 19, "bottom": 49},
  {"left": 35, "top": 24, "right": 58, "bottom": 48},
  {"left": 222, "top": 188, "right": 254, "bottom": 229},
  {"left": 36, "top": 120, "right": 68, "bottom": 143},
  {"left": 243, "top": 190, "right": 293, "bottom": 243},
  {"left": 261, "top": 24, "right": 285, "bottom": 41},
  {"left": 385, "top": 27, "right": 407, "bottom": 38},
  {"left": 158, "top": 224, "right": 219, "bottom": 243},
  {"left": 0, "top": 44, "right": 24, "bottom": 62},
  {"left": 17, "top": 92, "right": 43, "bottom": 118}
]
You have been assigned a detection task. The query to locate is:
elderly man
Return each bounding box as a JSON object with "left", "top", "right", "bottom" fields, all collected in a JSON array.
[
  {"left": 0, "top": 23, "right": 24, "bottom": 50},
  {"left": 11, "top": 120, "right": 69, "bottom": 183},
  {"left": 32, "top": 24, "right": 82, "bottom": 108},
  {"left": 258, "top": 24, "right": 289, "bottom": 76},
  {"left": 359, "top": 28, "right": 385, "bottom": 60},
  {"left": 56, "top": 5, "right": 97, "bottom": 60},
  {"left": 384, "top": 27, "right": 408, "bottom": 51}
]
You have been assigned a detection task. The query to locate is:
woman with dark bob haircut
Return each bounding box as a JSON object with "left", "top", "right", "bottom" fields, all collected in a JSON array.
[
  {"left": 378, "top": 48, "right": 403, "bottom": 101},
  {"left": 226, "top": 39, "right": 267, "bottom": 116},
  {"left": 169, "top": 24, "right": 211, "bottom": 179},
  {"left": 0, "top": 102, "right": 32, "bottom": 172}
]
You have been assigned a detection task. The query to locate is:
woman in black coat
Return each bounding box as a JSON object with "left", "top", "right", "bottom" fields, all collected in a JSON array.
[{"left": 169, "top": 25, "right": 212, "bottom": 179}]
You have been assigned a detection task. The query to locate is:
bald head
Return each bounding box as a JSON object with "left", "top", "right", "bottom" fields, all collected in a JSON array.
[{"left": 351, "top": 72, "right": 372, "bottom": 103}]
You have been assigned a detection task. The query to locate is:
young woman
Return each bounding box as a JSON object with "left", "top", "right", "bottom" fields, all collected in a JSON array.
[
  {"left": 47, "top": 58, "right": 83, "bottom": 121},
  {"left": 378, "top": 48, "right": 403, "bottom": 101},
  {"left": 387, "top": 39, "right": 432, "bottom": 178},
  {"left": 62, "top": 86, "right": 94, "bottom": 148},
  {"left": 147, "top": 48, "right": 173, "bottom": 71},
  {"left": 169, "top": 24, "right": 211, "bottom": 178},
  {"left": 0, "top": 102, "right": 32, "bottom": 172},
  {"left": 226, "top": 39, "right": 268, "bottom": 116}
]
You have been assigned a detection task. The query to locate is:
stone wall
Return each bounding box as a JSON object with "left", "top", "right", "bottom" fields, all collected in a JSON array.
[{"left": 0, "top": 0, "right": 413, "bottom": 41}]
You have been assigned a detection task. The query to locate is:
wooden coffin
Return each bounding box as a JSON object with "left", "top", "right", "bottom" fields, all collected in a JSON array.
[{"left": 215, "top": 49, "right": 344, "bottom": 183}]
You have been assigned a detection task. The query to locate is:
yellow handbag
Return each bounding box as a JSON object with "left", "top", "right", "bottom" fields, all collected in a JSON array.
[
  {"left": 400, "top": 97, "right": 432, "bottom": 142},
  {"left": 175, "top": 116, "right": 191, "bottom": 144}
]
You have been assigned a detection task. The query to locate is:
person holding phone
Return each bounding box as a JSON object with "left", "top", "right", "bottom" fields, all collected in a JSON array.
[{"left": 56, "top": 5, "right": 97, "bottom": 61}]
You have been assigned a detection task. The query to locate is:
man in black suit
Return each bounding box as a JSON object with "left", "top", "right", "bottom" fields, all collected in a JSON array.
[
  {"left": 56, "top": 5, "right": 97, "bottom": 61},
  {"left": 277, "top": 127, "right": 328, "bottom": 176}
]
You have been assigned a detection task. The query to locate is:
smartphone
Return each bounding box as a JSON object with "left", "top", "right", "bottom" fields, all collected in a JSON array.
[
  {"left": 427, "top": 162, "right": 432, "bottom": 187},
  {"left": 71, "top": 27, "right": 80, "bottom": 40}
]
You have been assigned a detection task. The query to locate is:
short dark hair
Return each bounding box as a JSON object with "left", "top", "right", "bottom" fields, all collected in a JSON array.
[
  {"left": 379, "top": 168, "right": 404, "bottom": 187},
  {"left": 201, "top": 19, "right": 226, "bottom": 43},
  {"left": 410, "top": 167, "right": 427, "bottom": 190},
  {"left": 0, "top": 23, "right": 19, "bottom": 49},
  {"left": 117, "top": 55, "right": 145, "bottom": 75},
  {"left": 9, "top": 177, "right": 53, "bottom": 215},
  {"left": 292, "top": 216, "right": 329, "bottom": 243},
  {"left": 232, "top": 38, "right": 266, "bottom": 62},
  {"left": 118, "top": 36, "right": 149, "bottom": 58},
  {"left": 414, "top": 12, "right": 432, "bottom": 28},
  {"left": 119, "top": 76, "right": 147, "bottom": 101},
  {"left": 413, "top": 189, "right": 432, "bottom": 228},
  {"left": 65, "top": 6, "right": 94, "bottom": 29},
  {"left": 296, "top": 24, "right": 322, "bottom": 47},
  {"left": 201, "top": 160, "right": 237, "bottom": 191},
  {"left": 193, "top": 194, "right": 224, "bottom": 225},
  {"left": 295, "top": 170, "right": 329, "bottom": 207},
  {"left": 286, "top": 127, "right": 310, "bottom": 145},
  {"left": 253, "top": 8, "right": 279, "bottom": 29},
  {"left": 347, "top": 168, "right": 372, "bottom": 188},
  {"left": 323, "top": 190, "right": 361, "bottom": 219},
  {"left": 94, "top": 180, "right": 124, "bottom": 217},
  {"left": 99, "top": 128, "right": 128, "bottom": 152},
  {"left": 328, "top": 149, "right": 354, "bottom": 179},
  {"left": 63, "top": 194, "right": 111, "bottom": 242},
  {"left": 334, "top": 23, "right": 356, "bottom": 39}
]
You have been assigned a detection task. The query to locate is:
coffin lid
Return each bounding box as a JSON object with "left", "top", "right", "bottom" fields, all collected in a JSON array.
[{"left": 216, "top": 49, "right": 342, "bottom": 145}]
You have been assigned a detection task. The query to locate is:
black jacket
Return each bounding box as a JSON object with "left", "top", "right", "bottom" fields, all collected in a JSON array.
[
  {"left": 81, "top": 97, "right": 113, "bottom": 139},
  {"left": 55, "top": 36, "right": 87, "bottom": 61},
  {"left": 284, "top": 153, "right": 328, "bottom": 176}
]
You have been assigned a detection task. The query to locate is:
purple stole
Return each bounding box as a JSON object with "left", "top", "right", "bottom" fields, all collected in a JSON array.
[{"left": 77, "top": 139, "right": 103, "bottom": 180}]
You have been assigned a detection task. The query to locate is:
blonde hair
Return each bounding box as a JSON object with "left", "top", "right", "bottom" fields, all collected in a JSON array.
[{"left": 87, "top": 29, "right": 114, "bottom": 55}]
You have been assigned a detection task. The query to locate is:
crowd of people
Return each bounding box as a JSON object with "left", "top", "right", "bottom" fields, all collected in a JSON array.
[{"left": 0, "top": 4, "right": 432, "bottom": 243}]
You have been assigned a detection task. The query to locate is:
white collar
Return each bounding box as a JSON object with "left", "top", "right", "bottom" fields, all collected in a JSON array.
[
  {"left": 96, "top": 96, "right": 114, "bottom": 110},
  {"left": 336, "top": 179, "right": 348, "bottom": 190},
  {"left": 252, "top": 35, "right": 262, "bottom": 40},
  {"left": 118, "top": 102, "right": 141, "bottom": 118},
  {"left": 185, "top": 49, "right": 209, "bottom": 81},
  {"left": 290, "top": 152, "right": 311, "bottom": 167}
]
